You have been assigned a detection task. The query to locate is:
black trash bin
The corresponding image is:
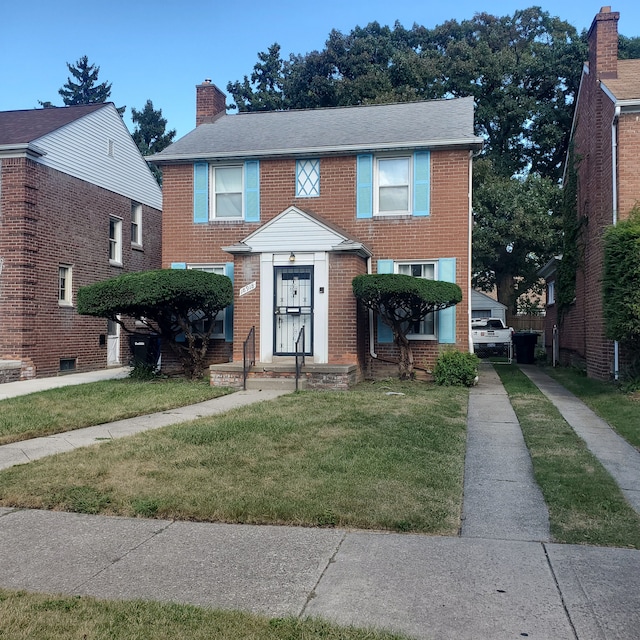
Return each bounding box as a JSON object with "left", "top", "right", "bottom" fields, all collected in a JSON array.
[
  {"left": 513, "top": 332, "right": 538, "bottom": 364},
  {"left": 129, "top": 333, "right": 161, "bottom": 368}
]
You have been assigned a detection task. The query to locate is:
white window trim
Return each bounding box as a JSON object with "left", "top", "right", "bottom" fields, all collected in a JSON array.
[
  {"left": 296, "top": 159, "right": 320, "bottom": 198},
  {"left": 374, "top": 155, "right": 412, "bottom": 217},
  {"left": 210, "top": 165, "right": 244, "bottom": 220},
  {"left": 395, "top": 260, "right": 438, "bottom": 340},
  {"left": 58, "top": 264, "right": 73, "bottom": 306},
  {"left": 131, "top": 202, "right": 142, "bottom": 247},
  {"left": 547, "top": 280, "right": 555, "bottom": 305},
  {"left": 186, "top": 264, "right": 226, "bottom": 338},
  {"left": 109, "top": 216, "right": 123, "bottom": 266}
]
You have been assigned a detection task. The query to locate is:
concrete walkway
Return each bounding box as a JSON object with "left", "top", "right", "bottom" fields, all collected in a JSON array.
[
  {"left": 520, "top": 364, "right": 640, "bottom": 514},
  {"left": 462, "top": 363, "right": 550, "bottom": 541},
  {"left": 1, "top": 366, "right": 640, "bottom": 638}
]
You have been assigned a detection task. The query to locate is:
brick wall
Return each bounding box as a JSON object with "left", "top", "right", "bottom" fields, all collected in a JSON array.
[
  {"left": 161, "top": 149, "right": 471, "bottom": 373},
  {"left": 0, "top": 157, "right": 161, "bottom": 379}
]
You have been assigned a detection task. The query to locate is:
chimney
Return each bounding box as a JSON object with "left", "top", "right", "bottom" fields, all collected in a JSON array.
[
  {"left": 196, "top": 79, "right": 227, "bottom": 126},
  {"left": 588, "top": 6, "right": 620, "bottom": 80}
]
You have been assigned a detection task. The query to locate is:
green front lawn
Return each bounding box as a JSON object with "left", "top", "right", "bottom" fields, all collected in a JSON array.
[
  {"left": 0, "top": 380, "right": 468, "bottom": 534},
  {"left": 0, "top": 379, "right": 231, "bottom": 445},
  {"left": 0, "top": 590, "right": 410, "bottom": 640}
]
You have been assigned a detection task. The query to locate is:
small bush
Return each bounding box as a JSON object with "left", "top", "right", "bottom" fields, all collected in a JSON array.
[{"left": 433, "top": 350, "right": 479, "bottom": 387}]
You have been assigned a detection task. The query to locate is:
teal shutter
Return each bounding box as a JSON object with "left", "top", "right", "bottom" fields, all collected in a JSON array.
[
  {"left": 438, "top": 258, "right": 456, "bottom": 344},
  {"left": 413, "top": 151, "right": 430, "bottom": 216},
  {"left": 356, "top": 154, "right": 373, "bottom": 219},
  {"left": 170, "top": 262, "right": 186, "bottom": 269},
  {"left": 224, "top": 262, "right": 234, "bottom": 342},
  {"left": 377, "top": 259, "right": 394, "bottom": 344},
  {"left": 193, "top": 163, "right": 209, "bottom": 223},
  {"left": 244, "top": 160, "right": 260, "bottom": 222}
]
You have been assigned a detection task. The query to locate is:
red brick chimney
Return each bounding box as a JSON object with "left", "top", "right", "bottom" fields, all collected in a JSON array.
[
  {"left": 588, "top": 6, "right": 620, "bottom": 80},
  {"left": 196, "top": 79, "right": 227, "bottom": 126}
]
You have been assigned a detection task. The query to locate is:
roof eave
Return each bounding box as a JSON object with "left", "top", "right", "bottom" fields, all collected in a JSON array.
[
  {"left": 0, "top": 143, "right": 47, "bottom": 159},
  {"left": 148, "top": 137, "right": 484, "bottom": 164}
]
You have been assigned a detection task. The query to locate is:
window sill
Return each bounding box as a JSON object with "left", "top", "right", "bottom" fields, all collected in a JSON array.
[
  {"left": 109, "top": 260, "right": 123, "bottom": 267},
  {"left": 372, "top": 213, "right": 414, "bottom": 219},
  {"left": 131, "top": 243, "right": 144, "bottom": 251},
  {"left": 407, "top": 335, "right": 437, "bottom": 341},
  {"left": 58, "top": 301, "right": 74, "bottom": 308}
]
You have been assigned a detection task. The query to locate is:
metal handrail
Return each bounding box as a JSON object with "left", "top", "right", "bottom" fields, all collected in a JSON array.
[
  {"left": 243, "top": 326, "right": 255, "bottom": 390},
  {"left": 295, "top": 326, "right": 305, "bottom": 391}
]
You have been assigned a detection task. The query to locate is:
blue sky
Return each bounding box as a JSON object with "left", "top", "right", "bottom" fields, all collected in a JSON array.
[{"left": 2, "top": 1, "right": 639, "bottom": 139}]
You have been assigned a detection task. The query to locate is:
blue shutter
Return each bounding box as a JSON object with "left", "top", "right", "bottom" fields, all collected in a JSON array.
[
  {"left": 193, "top": 163, "right": 209, "bottom": 223},
  {"left": 170, "top": 262, "right": 186, "bottom": 269},
  {"left": 224, "top": 262, "right": 234, "bottom": 342},
  {"left": 438, "top": 258, "right": 457, "bottom": 344},
  {"left": 244, "top": 160, "right": 260, "bottom": 222},
  {"left": 413, "top": 151, "right": 430, "bottom": 216},
  {"left": 356, "top": 154, "right": 373, "bottom": 219},
  {"left": 377, "top": 259, "right": 394, "bottom": 344}
]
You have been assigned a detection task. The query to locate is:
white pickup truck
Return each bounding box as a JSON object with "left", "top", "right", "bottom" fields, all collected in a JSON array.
[{"left": 471, "top": 318, "right": 514, "bottom": 356}]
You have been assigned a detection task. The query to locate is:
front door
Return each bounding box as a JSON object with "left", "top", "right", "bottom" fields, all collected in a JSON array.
[
  {"left": 107, "top": 318, "right": 120, "bottom": 365},
  {"left": 274, "top": 266, "right": 313, "bottom": 355}
]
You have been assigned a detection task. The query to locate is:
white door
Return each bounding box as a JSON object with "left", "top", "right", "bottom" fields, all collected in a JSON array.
[
  {"left": 107, "top": 318, "right": 120, "bottom": 365},
  {"left": 273, "top": 266, "right": 313, "bottom": 355}
]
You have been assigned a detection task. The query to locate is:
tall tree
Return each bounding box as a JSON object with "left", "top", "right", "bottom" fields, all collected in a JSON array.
[
  {"left": 472, "top": 160, "right": 562, "bottom": 313},
  {"left": 131, "top": 100, "right": 176, "bottom": 185},
  {"left": 40, "top": 55, "right": 125, "bottom": 114}
]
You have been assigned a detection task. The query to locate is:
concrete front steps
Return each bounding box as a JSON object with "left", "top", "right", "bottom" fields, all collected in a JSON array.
[{"left": 209, "top": 361, "right": 359, "bottom": 391}]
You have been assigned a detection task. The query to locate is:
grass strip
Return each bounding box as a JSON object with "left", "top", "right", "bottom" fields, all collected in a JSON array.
[
  {"left": 494, "top": 364, "right": 640, "bottom": 548},
  {"left": 546, "top": 366, "right": 640, "bottom": 450},
  {"left": 0, "top": 589, "right": 410, "bottom": 640},
  {"left": 0, "top": 380, "right": 467, "bottom": 534},
  {"left": 0, "top": 379, "right": 231, "bottom": 445}
]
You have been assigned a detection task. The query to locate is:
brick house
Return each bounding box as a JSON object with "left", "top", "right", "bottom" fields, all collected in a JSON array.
[
  {"left": 0, "top": 103, "right": 162, "bottom": 382},
  {"left": 541, "top": 7, "right": 640, "bottom": 380},
  {"left": 149, "top": 82, "right": 482, "bottom": 388}
]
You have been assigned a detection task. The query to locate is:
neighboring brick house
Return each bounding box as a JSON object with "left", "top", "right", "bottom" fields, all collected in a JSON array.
[
  {"left": 541, "top": 7, "right": 640, "bottom": 380},
  {"left": 0, "top": 103, "right": 162, "bottom": 382},
  {"left": 149, "top": 82, "right": 482, "bottom": 388}
]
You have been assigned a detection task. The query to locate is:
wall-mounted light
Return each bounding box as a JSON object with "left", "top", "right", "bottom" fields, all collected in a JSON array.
[{"left": 289, "top": 252, "right": 296, "bottom": 263}]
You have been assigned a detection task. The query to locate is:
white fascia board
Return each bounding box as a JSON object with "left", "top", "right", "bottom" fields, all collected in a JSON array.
[
  {"left": 0, "top": 143, "right": 47, "bottom": 159},
  {"left": 148, "top": 137, "right": 484, "bottom": 164}
]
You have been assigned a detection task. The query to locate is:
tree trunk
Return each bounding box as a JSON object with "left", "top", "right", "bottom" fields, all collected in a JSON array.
[{"left": 395, "top": 330, "right": 414, "bottom": 380}]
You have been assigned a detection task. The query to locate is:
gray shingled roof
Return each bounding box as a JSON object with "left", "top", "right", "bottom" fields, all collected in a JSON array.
[
  {"left": 0, "top": 104, "right": 105, "bottom": 146},
  {"left": 149, "top": 97, "right": 482, "bottom": 163}
]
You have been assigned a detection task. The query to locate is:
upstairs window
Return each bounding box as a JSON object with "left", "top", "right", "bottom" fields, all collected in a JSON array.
[
  {"left": 377, "top": 157, "right": 410, "bottom": 215},
  {"left": 193, "top": 161, "right": 260, "bottom": 224},
  {"left": 109, "top": 217, "right": 122, "bottom": 265},
  {"left": 357, "top": 152, "right": 430, "bottom": 219},
  {"left": 547, "top": 280, "right": 555, "bottom": 305},
  {"left": 296, "top": 159, "right": 320, "bottom": 197},
  {"left": 131, "top": 202, "right": 142, "bottom": 246},
  {"left": 212, "top": 166, "right": 243, "bottom": 219}
]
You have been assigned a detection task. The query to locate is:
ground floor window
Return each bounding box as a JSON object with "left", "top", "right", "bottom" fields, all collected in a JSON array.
[
  {"left": 186, "top": 264, "right": 226, "bottom": 337},
  {"left": 396, "top": 261, "right": 437, "bottom": 339}
]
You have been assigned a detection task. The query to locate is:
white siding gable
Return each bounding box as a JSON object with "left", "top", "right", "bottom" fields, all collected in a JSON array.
[
  {"left": 244, "top": 207, "right": 347, "bottom": 253},
  {"left": 34, "top": 104, "right": 162, "bottom": 210}
]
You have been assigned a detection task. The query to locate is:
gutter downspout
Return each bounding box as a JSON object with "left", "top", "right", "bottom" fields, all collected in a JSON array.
[
  {"left": 367, "top": 257, "right": 377, "bottom": 360},
  {"left": 612, "top": 106, "right": 620, "bottom": 380},
  {"left": 468, "top": 151, "right": 474, "bottom": 353}
]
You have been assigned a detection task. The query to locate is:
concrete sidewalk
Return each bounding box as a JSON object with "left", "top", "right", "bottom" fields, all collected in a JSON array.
[
  {"left": 0, "top": 367, "right": 131, "bottom": 400},
  {"left": 1, "top": 365, "right": 640, "bottom": 638},
  {"left": 1, "top": 508, "right": 639, "bottom": 639}
]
